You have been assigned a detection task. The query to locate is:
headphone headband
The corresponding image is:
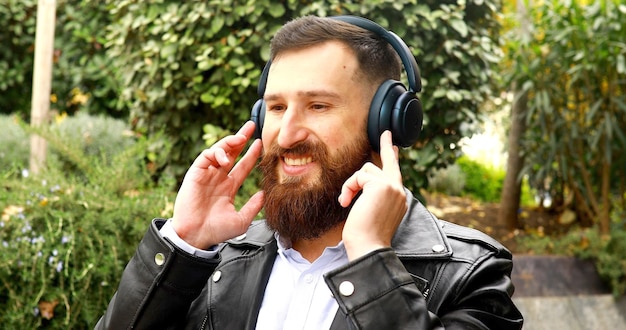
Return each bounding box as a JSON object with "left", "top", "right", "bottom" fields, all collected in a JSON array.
[
  {"left": 331, "top": 16, "right": 422, "bottom": 93},
  {"left": 257, "top": 15, "right": 421, "bottom": 97}
]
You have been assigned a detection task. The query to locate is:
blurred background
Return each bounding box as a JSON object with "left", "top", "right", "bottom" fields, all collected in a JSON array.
[{"left": 1, "top": 0, "right": 624, "bottom": 328}]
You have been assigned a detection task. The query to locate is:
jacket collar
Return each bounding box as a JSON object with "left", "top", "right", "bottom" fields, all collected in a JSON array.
[
  {"left": 392, "top": 188, "right": 452, "bottom": 258},
  {"left": 225, "top": 188, "right": 452, "bottom": 259}
]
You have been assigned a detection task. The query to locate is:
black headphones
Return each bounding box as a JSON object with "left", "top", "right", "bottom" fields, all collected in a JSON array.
[{"left": 250, "top": 15, "right": 423, "bottom": 152}]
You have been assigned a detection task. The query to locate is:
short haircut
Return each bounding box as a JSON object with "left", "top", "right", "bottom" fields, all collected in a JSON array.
[{"left": 270, "top": 16, "right": 402, "bottom": 90}]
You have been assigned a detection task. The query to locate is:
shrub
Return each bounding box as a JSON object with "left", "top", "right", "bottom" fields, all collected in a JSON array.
[
  {"left": 106, "top": 0, "right": 504, "bottom": 190},
  {"left": 52, "top": 112, "right": 135, "bottom": 160},
  {"left": 0, "top": 0, "right": 121, "bottom": 117},
  {"left": 428, "top": 164, "right": 466, "bottom": 196},
  {"left": 0, "top": 114, "right": 29, "bottom": 170},
  {"left": 517, "top": 200, "right": 626, "bottom": 296},
  {"left": 456, "top": 155, "right": 505, "bottom": 202},
  {"left": 0, "top": 113, "right": 141, "bottom": 173},
  {"left": 0, "top": 128, "right": 174, "bottom": 328}
]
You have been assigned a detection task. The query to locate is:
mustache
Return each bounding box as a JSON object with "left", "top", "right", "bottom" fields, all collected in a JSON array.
[
  {"left": 258, "top": 140, "right": 330, "bottom": 173},
  {"left": 262, "top": 140, "right": 326, "bottom": 159}
]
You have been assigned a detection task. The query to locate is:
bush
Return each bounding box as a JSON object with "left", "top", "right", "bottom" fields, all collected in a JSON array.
[
  {"left": 107, "top": 0, "right": 504, "bottom": 189},
  {"left": 428, "top": 164, "right": 466, "bottom": 196},
  {"left": 0, "top": 113, "right": 140, "bottom": 172},
  {"left": 0, "top": 0, "right": 121, "bottom": 117},
  {"left": 456, "top": 155, "right": 505, "bottom": 202},
  {"left": 517, "top": 200, "right": 626, "bottom": 296},
  {"left": 0, "top": 126, "right": 174, "bottom": 328},
  {"left": 0, "top": 115, "right": 30, "bottom": 170}
]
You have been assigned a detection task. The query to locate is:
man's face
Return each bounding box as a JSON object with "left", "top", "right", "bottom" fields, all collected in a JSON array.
[{"left": 258, "top": 41, "right": 373, "bottom": 241}]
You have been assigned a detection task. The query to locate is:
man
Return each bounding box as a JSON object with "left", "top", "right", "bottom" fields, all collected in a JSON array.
[{"left": 97, "top": 15, "right": 523, "bottom": 329}]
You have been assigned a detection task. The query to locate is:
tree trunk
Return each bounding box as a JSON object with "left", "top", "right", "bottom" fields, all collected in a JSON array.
[
  {"left": 498, "top": 90, "right": 528, "bottom": 230},
  {"left": 599, "top": 155, "right": 611, "bottom": 236},
  {"left": 29, "top": 0, "right": 57, "bottom": 175},
  {"left": 497, "top": 0, "right": 531, "bottom": 230}
]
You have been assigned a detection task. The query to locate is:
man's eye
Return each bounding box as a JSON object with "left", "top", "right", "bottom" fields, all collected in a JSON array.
[
  {"left": 311, "top": 104, "right": 328, "bottom": 111},
  {"left": 268, "top": 104, "right": 286, "bottom": 112}
]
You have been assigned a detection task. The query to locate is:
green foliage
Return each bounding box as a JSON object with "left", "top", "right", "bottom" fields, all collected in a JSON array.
[
  {"left": 519, "top": 175, "right": 537, "bottom": 207},
  {"left": 517, "top": 201, "right": 626, "bottom": 296},
  {"left": 106, "top": 0, "right": 503, "bottom": 189},
  {"left": 52, "top": 112, "right": 135, "bottom": 160},
  {"left": 456, "top": 155, "right": 505, "bottom": 202},
  {"left": 0, "top": 113, "right": 144, "bottom": 174},
  {"left": 503, "top": 0, "right": 626, "bottom": 227},
  {"left": 428, "top": 164, "right": 466, "bottom": 196},
  {"left": 0, "top": 0, "right": 121, "bottom": 117},
  {"left": 0, "top": 115, "right": 30, "bottom": 169},
  {"left": 0, "top": 0, "right": 37, "bottom": 113},
  {"left": 0, "top": 127, "right": 174, "bottom": 329}
]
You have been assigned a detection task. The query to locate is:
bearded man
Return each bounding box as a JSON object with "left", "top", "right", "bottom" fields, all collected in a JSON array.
[{"left": 97, "top": 15, "right": 523, "bottom": 329}]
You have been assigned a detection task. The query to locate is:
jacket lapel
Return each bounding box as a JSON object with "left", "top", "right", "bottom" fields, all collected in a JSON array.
[{"left": 208, "top": 222, "right": 278, "bottom": 330}]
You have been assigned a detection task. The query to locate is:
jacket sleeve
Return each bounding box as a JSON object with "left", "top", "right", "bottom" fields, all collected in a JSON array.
[
  {"left": 324, "top": 248, "right": 522, "bottom": 330},
  {"left": 95, "top": 219, "right": 219, "bottom": 330}
]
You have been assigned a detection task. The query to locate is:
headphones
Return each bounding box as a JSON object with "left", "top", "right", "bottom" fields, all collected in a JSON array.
[{"left": 250, "top": 15, "right": 423, "bottom": 152}]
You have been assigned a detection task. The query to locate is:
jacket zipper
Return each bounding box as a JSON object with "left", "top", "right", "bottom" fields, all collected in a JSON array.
[{"left": 200, "top": 312, "right": 209, "bottom": 330}]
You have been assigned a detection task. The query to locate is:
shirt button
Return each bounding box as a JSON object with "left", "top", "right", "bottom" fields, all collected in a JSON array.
[
  {"left": 303, "top": 274, "right": 314, "bottom": 284},
  {"left": 213, "top": 271, "right": 222, "bottom": 282},
  {"left": 339, "top": 281, "right": 355, "bottom": 296},
  {"left": 154, "top": 253, "right": 165, "bottom": 266},
  {"left": 432, "top": 244, "right": 445, "bottom": 253}
]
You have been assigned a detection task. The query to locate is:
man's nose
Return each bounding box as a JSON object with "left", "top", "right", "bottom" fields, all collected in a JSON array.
[{"left": 276, "top": 107, "right": 309, "bottom": 149}]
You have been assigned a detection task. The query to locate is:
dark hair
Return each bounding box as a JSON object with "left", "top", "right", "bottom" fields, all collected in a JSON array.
[{"left": 270, "top": 16, "right": 402, "bottom": 89}]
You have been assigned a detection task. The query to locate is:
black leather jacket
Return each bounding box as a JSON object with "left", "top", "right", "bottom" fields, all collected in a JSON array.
[{"left": 96, "top": 190, "right": 523, "bottom": 329}]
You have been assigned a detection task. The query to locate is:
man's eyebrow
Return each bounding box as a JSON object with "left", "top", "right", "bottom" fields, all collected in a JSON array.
[{"left": 264, "top": 90, "right": 342, "bottom": 101}]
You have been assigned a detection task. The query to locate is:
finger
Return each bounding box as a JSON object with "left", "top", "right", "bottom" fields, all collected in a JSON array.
[
  {"left": 379, "top": 130, "right": 402, "bottom": 182},
  {"left": 191, "top": 146, "right": 234, "bottom": 169},
  {"left": 214, "top": 121, "right": 258, "bottom": 168},
  {"left": 230, "top": 139, "right": 263, "bottom": 187},
  {"left": 338, "top": 170, "right": 378, "bottom": 207},
  {"left": 235, "top": 120, "right": 257, "bottom": 139},
  {"left": 191, "top": 124, "right": 255, "bottom": 170},
  {"left": 238, "top": 190, "right": 265, "bottom": 223}
]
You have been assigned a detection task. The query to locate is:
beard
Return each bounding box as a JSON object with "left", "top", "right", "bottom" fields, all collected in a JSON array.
[{"left": 258, "top": 135, "right": 371, "bottom": 242}]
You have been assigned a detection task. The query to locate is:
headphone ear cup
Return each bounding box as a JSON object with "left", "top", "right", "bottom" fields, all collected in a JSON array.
[
  {"left": 368, "top": 80, "right": 423, "bottom": 152},
  {"left": 391, "top": 92, "right": 423, "bottom": 148},
  {"left": 250, "top": 99, "right": 265, "bottom": 139},
  {"left": 368, "top": 80, "right": 405, "bottom": 152}
]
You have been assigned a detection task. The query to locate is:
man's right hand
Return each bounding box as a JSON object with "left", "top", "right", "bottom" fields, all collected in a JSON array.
[{"left": 171, "top": 121, "right": 265, "bottom": 250}]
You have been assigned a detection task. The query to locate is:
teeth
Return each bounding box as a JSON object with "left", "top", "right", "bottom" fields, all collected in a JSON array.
[{"left": 284, "top": 156, "right": 312, "bottom": 166}]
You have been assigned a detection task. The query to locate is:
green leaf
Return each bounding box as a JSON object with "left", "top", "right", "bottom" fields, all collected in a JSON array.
[
  {"left": 450, "top": 19, "right": 468, "bottom": 38},
  {"left": 160, "top": 44, "right": 177, "bottom": 58},
  {"left": 210, "top": 16, "right": 224, "bottom": 34},
  {"left": 446, "top": 90, "right": 463, "bottom": 102},
  {"left": 617, "top": 54, "right": 625, "bottom": 74},
  {"left": 269, "top": 3, "right": 285, "bottom": 18}
]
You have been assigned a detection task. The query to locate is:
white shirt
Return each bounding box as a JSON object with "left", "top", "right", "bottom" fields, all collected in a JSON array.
[
  {"left": 255, "top": 234, "right": 348, "bottom": 330},
  {"left": 160, "top": 220, "right": 349, "bottom": 330}
]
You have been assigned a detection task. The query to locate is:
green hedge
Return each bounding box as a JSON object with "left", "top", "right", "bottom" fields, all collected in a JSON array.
[
  {"left": 2, "top": 0, "right": 503, "bottom": 192},
  {"left": 106, "top": 0, "right": 503, "bottom": 189},
  {"left": 456, "top": 155, "right": 505, "bottom": 202},
  {"left": 0, "top": 0, "right": 121, "bottom": 117}
]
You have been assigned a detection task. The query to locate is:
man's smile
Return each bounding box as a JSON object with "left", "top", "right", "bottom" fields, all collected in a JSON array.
[{"left": 283, "top": 156, "right": 313, "bottom": 166}]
